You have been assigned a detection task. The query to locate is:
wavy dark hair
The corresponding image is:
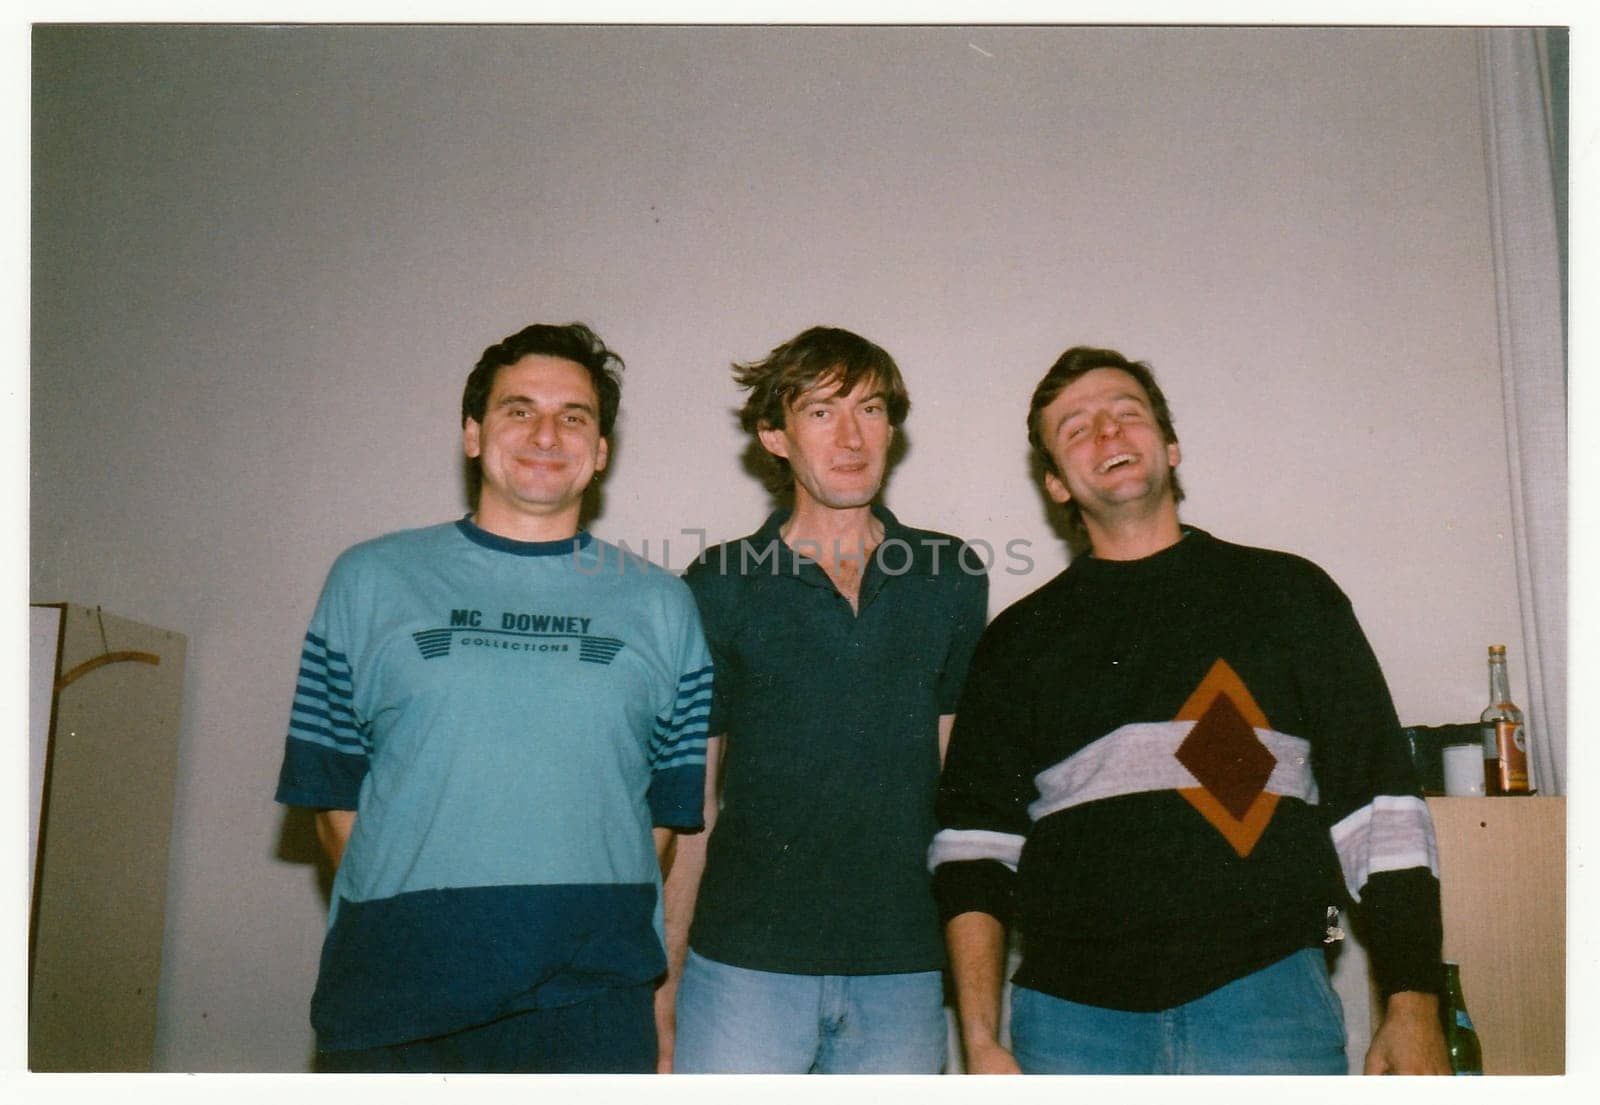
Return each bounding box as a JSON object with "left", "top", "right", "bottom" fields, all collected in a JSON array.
[
  {"left": 461, "top": 322, "right": 624, "bottom": 436},
  {"left": 734, "top": 326, "right": 910, "bottom": 489}
]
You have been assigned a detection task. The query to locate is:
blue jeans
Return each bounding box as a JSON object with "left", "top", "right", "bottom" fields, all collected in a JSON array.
[
  {"left": 674, "top": 949, "right": 948, "bottom": 1073},
  {"left": 1010, "top": 948, "right": 1347, "bottom": 1075}
]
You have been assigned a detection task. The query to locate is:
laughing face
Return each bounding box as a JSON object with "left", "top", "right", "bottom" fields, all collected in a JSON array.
[
  {"left": 1039, "top": 366, "right": 1181, "bottom": 521},
  {"left": 463, "top": 354, "right": 609, "bottom": 538},
  {"left": 758, "top": 374, "right": 893, "bottom": 513}
]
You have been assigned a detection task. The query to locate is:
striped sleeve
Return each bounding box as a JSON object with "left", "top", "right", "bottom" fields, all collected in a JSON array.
[
  {"left": 646, "top": 592, "right": 713, "bottom": 829},
  {"left": 931, "top": 608, "right": 1037, "bottom": 925},
  {"left": 1293, "top": 568, "right": 1443, "bottom": 999},
  {"left": 275, "top": 574, "right": 370, "bottom": 810},
  {"left": 1330, "top": 795, "right": 1439, "bottom": 902}
]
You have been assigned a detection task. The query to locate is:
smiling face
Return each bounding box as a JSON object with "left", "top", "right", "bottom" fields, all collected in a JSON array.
[
  {"left": 463, "top": 354, "right": 608, "bottom": 540},
  {"left": 757, "top": 374, "right": 892, "bottom": 514},
  {"left": 1038, "top": 366, "right": 1181, "bottom": 522}
]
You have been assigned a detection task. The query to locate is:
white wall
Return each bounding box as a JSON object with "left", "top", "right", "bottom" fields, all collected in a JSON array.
[{"left": 30, "top": 25, "right": 1527, "bottom": 1071}]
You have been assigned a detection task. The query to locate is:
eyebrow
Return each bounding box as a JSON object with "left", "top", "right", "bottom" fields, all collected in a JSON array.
[
  {"left": 1064, "top": 391, "right": 1149, "bottom": 414},
  {"left": 1055, "top": 392, "right": 1149, "bottom": 428},
  {"left": 495, "top": 394, "right": 598, "bottom": 415},
  {"left": 796, "top": 388, "right": 887, "bottom": 408}
]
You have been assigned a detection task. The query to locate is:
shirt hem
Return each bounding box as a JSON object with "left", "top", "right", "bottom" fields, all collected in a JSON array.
[{"left": 688, "top": 942, "right": 945, "bottom": 977}]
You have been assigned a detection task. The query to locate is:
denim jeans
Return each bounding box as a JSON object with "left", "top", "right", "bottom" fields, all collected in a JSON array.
[
  {"left": 1009, "top": 948, "right": 1348, "bottom": 1075},
  {"left": 673, "top": 949, "right": 948, "bottom": 1073}
]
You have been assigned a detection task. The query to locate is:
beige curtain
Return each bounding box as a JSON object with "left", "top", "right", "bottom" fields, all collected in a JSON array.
[{"left": 1476, "top": 28, "right": 1566, "bottom": 795}]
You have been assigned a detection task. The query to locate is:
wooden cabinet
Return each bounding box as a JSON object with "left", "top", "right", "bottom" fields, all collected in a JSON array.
[
  {"left": 29, "top": 604, "right": 187, "bottom": 1071},
  {"left": 1331, "top": 795, "right": 1563, "bottom": 1074},
  {"left": 1428, "top": 796, "right": 1564, "bottom": 1074}
]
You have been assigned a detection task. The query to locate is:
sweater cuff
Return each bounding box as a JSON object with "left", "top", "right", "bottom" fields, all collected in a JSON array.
[
  {"left": 932, "top": 859, "right": 1015, "bottom": 926},
  {"left": 1360, "top": 867, "right": 1445, "bottom": 1000}
]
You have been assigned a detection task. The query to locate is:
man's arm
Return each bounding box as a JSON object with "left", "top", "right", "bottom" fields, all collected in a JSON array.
[
  {"left": 654, "top": 734, "right": 723, "bottom": 1073},
  {"left": 314, "top": 808, "right": 357, "bottom": 871},
  {"left": 1284, "top": 567, "right": 1450, "bottom": 1074},
  {"left": 653, "top": 828, "right": 677, "bottom": 879},
  {"left": 946, "top": 911, "right": 1021, "bottom": 1074},
  {"left": 1364, "top": 991, "right": 1449, "bottom": 1074},
  {"left": 931, "top": 609, "right": 1032, "bottom": 1074},
  {"left": 938, "top": 714, "right": 956, "bottom": 766}
]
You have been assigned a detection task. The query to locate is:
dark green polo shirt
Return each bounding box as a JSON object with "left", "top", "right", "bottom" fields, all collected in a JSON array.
[{"left": 684, "top": 505, "right": 989, "bottom": 974}]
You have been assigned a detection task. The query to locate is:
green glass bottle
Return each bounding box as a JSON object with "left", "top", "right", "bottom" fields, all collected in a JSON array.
[{"left": 1441, "top": 961, "right": 1484, "bottom": 1074}]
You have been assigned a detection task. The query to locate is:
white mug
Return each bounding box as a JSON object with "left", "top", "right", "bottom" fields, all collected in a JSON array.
[{"left": 1442, "top": 743, "right": 1485, "bottom": 797}]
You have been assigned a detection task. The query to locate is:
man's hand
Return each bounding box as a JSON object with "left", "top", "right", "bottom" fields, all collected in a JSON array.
[
  {"left": 1364, "top": 990, "right": 1450, "bottom": 1074},
  {"left": 962, "top": 1037, "right": 1023, "bottom": 1074}
]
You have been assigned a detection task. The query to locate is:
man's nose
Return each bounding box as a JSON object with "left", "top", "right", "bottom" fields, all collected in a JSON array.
[
  {"left": 836, "top": 412, "right": 864, "bottom": 448},
  {"left": 529, "top": 413, "right": 560, "bottom": 447},
  {"left": 1094, "top": 413, "right": 1121, "bottom": 440}
]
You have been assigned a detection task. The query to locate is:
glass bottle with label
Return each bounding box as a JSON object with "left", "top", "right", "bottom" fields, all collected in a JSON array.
[
  {"left": 1440, "top": 961, "right": 1484, "bottom": 1074},
  {"left": 1480, "top": 644, "right": 1529, "bottom": 795}
]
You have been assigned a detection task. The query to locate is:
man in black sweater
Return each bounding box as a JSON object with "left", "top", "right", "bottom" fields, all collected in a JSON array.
[{"left": 931, "top": 346, "right": 1449, "bottom": 1075}]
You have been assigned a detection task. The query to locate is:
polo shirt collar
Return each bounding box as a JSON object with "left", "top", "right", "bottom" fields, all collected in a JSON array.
[{"left": 751, "top": 502, "right": 932, "bottom": 591}]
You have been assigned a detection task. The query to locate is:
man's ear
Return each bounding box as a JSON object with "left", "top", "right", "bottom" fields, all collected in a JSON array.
[
  {"left": 463, "top": 418, "right": 482, "bottom": 459},
  {"left": 1166, "top": 440, "right": 1182, "bottom": 470},
  {"left": 595, "top": 436, "right": 610, "bottom": 474},
  {"left": 756, "top": 423, "right": 790, "bottom": 460},
  {"left": 1044, "top": 468, "right": 1071, "bottom": 505}
]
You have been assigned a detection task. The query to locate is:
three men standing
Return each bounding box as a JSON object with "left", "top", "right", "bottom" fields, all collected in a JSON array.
[
  {"left": 280, "top": 326, "right": 1448, "bottom": 1076},
  {"left": 275, "top": 324, "right": 712, "bottom": 1072},
  {"left": 665, "top": 327, "right": 989, "bottom": 1073},
  {"left": 931, "top": 346, "right": 1449, "bottom": 1074}
]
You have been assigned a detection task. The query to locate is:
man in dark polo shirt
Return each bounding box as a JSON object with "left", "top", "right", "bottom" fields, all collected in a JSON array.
[{"left": 662, "top": 326, "right": 988, "bottom": 1073}]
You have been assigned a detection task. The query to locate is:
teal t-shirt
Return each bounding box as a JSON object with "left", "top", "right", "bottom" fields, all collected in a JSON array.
[{"left": 276, "top": 518, "right": 711, "bottom": 1051}]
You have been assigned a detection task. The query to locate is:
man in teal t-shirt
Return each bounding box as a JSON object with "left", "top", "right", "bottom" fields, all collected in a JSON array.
[{"left": 275, "top": 323, "right": 711, "bottom": 1073}]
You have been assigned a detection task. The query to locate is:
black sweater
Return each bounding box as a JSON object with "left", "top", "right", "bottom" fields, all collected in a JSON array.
[{"left": 932, "top": 528, "right": 1443, "bottom": 1010}]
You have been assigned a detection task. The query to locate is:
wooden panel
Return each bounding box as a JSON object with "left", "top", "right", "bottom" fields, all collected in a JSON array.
[
  {"left": 29, "top": 605, "right": 187, "bottom": 1072},
  {"left": 1428, "top": 796, "right": 1564, "bottom": 1074},
  {"left": 29, "top": 604, "right": 64, "bottom": 898}
]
